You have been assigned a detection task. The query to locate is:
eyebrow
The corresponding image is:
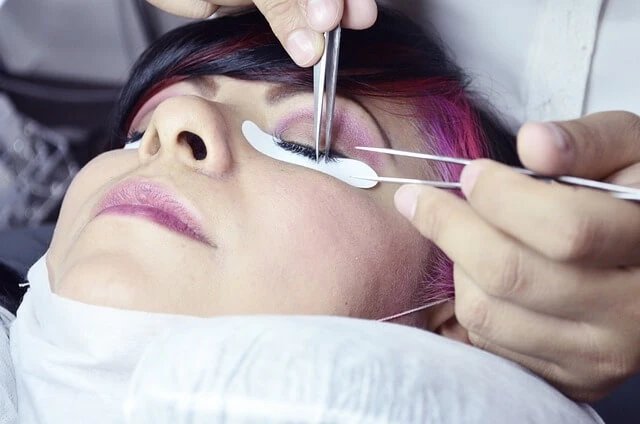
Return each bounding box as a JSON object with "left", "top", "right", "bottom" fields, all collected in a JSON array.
[
  {"left": 192, "top": 76, "right": 218, "bottom": 99},
  {"left": 265, "top": 85, "right": 392, "bottom": 148}
]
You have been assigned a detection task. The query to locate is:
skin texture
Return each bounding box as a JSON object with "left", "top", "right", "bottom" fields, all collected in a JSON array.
[
  {"left": 145, "top": 0, "right": 377, "bottom": 66},
  {"left": 46, "top": 76, "right": 447, "bottom": 328},
  {"left": 395, "top": 111, "right": 640, "bottom": 402}
]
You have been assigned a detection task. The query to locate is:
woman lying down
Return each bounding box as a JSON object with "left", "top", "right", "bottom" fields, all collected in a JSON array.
[{"left": 0, "top": 8, "right": 604, "bottom": 424}]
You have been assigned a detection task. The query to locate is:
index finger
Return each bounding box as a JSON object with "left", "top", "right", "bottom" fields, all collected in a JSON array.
[
  {"left": 395, "top": 185, "right": 613, "bottom": 317},
  {"left": 461, "top": 160, "right": 640, "bottom": 267}
]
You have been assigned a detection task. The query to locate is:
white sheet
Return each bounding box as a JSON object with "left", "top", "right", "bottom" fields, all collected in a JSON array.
[
  {"left": 126, "top": 316, "right": 604, "bottom": 423},
  {"left": 9, "top": 255, "right": 604, "bottom": 423}
]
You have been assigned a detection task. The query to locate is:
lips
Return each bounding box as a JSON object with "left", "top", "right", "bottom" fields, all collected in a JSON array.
[{"left": 95, "top": 180, "right": 210, "bottom": 245}]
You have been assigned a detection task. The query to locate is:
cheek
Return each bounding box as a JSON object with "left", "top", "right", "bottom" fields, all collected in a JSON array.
[
  {"left": 48, "top": 151, "right": 137, "bottom": 281},
  {"left": 245, "top": 173, "right": 426, "bottom": 317}
]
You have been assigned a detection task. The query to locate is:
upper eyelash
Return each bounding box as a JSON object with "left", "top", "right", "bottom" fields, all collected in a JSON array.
[
  {"left": 272, "top": 136, "right": 344, "bottom": 162},
  {"left": 125, "top": 131, "right": 144, "bottom": 145}
]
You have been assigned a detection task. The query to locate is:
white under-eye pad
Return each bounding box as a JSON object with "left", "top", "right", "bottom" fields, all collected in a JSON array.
[
  {"left": 123, "top": 140, "right": 141, "bottom": 150},
  {"left": 242, "top": 121, "right": 378, "bottom": 189}
]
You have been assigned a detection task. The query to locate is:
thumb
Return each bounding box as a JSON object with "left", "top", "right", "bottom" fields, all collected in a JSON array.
[
  {"left": 517, "top": 111, "right": 640, "bottom": 179},
  {"left": 145, "top": 0, "right": 220, "bottom": 18},
  {"left": 254, "top": 0, "right": 325, "bottom": 67}
]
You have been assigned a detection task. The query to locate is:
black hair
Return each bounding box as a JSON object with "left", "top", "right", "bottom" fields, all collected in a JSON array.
[{"left": 109, "top": 8, "right": 519, "bottom": 167}]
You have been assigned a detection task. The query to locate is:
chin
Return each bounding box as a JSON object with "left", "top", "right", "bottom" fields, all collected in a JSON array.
[{"left": 52, "top": 250, "right": 148, "bottom": 309}]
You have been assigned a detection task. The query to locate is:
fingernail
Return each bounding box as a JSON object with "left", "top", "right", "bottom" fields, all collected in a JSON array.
[
  {"left": 544, "top": 122, "right": 571, "bottom": 152},
  {"left": 307, "top": 0, "right": 339, "bottom": 30},
  {"left": 460, "top": 161, "right": 487, "bottom": 198},
  {"left": 286, "top": 29, "right": 316, "bottom": 66},
  {"left": 394, "top": 185, "right": 421, "bottom": 220}
]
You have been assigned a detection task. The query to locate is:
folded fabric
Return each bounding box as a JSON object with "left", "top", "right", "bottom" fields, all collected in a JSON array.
[{"left": 126, "top": 316, "right": 604, "bottom": 424}]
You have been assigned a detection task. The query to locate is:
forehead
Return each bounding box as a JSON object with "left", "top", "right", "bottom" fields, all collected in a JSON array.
[{"left": 359, "top": 96, "right": 429, "bottom": 151}]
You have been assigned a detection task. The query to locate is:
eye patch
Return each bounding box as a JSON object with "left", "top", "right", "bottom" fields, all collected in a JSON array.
[
  {"left": 123, "top": 139, "right": 141, "bottom": 150},
  {"left": 242, "top": 121, "right": 377, "bottom": 189}
]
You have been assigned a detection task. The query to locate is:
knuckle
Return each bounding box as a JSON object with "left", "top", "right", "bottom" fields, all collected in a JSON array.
[
  {"left": 567, "top": 326, "right": 632, "bottom": 401},
  {"left": 553, "top": 214, "right": 600, "bottom": 261},
  {"left": 532, "top": 360, "right": 563, "bottom": 388},
  {"left": 412, "top": 190, "right": 449, "bottom": 241},
  {"left": 484, "top": 246, "right": 527, "bottom": 297},
  {"left": 616, "top": 111, "right": 640, "bottom": 139},
  {"left": 259, "top": 0, "right": 299, "bottom": 26},
  {"left": 455, "top": 291, "right": 491, "bottom": 335},
  {"left": 467, "top": 331, "right": 490, "bottom": 350},
  {"left": 594, "top": 347, "right": 634, "bottom": 388}
]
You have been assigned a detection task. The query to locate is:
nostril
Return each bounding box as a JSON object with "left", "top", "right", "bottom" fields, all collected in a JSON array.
[{"left": 182, "top": 132, "right": 207, "bottom": 161}]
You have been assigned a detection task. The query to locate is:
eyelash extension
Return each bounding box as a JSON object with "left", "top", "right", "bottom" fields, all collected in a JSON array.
[
  {"left": 273, "top": 136, "right": 344, "bottom": 162},
  {"left": 125, "top": 131, "right": 144, "bottom": 145}
]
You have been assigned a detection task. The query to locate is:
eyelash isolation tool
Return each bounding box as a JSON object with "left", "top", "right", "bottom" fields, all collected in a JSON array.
[
  {"left": 352, "top": 146, "right": 640, "bottom": 202},
  {"left": 313, "top": 26, "right": 342, "bottom": 163}
]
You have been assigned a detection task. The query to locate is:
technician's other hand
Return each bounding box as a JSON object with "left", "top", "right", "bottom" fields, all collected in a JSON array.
[
  {"left": 145, "top": 0, "right": 377, "bottom": 67},
  {"left": 395, "top": 111, "right": 640, "bottom": 402}
]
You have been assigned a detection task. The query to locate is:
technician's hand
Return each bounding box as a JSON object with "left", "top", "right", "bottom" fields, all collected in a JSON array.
[
  {"left": 145, "top": 0, "right": 377, "bottom": 66},
  {"left": 395, "top": 111, "right": 640, "bottom": 402}
]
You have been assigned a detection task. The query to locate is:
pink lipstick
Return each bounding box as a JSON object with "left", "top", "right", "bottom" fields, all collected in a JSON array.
[{"left": 96, "top": 180, "right": 210, "bottom": 245}]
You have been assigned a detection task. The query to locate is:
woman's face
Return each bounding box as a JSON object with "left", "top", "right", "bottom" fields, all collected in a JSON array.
[{"left": 47, "top": 76, "right": 437, "bottom": 323}]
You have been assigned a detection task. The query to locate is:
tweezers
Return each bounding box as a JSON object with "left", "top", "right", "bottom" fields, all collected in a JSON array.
[
  {"left": 314, "top": 26, "right": 342, "bottom": 162},
  {"left": 353, "top": 146, "right": 640, "bottom": 202}
]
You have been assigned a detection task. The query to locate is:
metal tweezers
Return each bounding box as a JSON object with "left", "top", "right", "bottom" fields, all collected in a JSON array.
[
  {"left": 314, "top": 26, "right": 342, "bottom": 162},
  {"left": 353, "top": 147, "right": 640, "bottom": 202}
]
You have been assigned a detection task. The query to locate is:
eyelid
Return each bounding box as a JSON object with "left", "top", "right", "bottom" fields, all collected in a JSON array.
[
  {"left": 272, "top": 105, "right": 381, "bottom": 161},
  {"left": 274, "top": 135, "right": 348, "bottom": 160}
]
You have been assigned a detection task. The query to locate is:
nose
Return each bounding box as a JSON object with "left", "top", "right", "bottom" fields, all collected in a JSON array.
[{"left": 138, "top": 95, "right": 233, "bottom": 176}]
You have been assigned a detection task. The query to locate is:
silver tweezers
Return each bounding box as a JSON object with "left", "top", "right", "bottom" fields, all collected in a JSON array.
[
  {"left": 354, "top": 146, "right": 640, "bottom": 202},
  {"left": 314, "top": 26, "right": 342, "bottom": 162}
]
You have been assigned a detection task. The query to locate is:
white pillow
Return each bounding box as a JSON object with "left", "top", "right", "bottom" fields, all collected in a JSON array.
[{"left": 126, "top": 316, "right": 603, "bottom": 423}]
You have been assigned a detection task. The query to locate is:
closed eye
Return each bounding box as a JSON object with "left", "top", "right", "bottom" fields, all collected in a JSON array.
[
  {"left": 274, "top": 137, "right": 346, "bottom": 162},
  {"left": 242, "top": 120, "right": 377, "bottom": 189},
  {"left": 122, "top": 131, "right": 144, "bottom": 150}
]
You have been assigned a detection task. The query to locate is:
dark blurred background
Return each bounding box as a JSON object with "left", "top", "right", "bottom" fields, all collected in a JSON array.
[{"left": 0, "top": 0, "right": 189, "bottom": 229}]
